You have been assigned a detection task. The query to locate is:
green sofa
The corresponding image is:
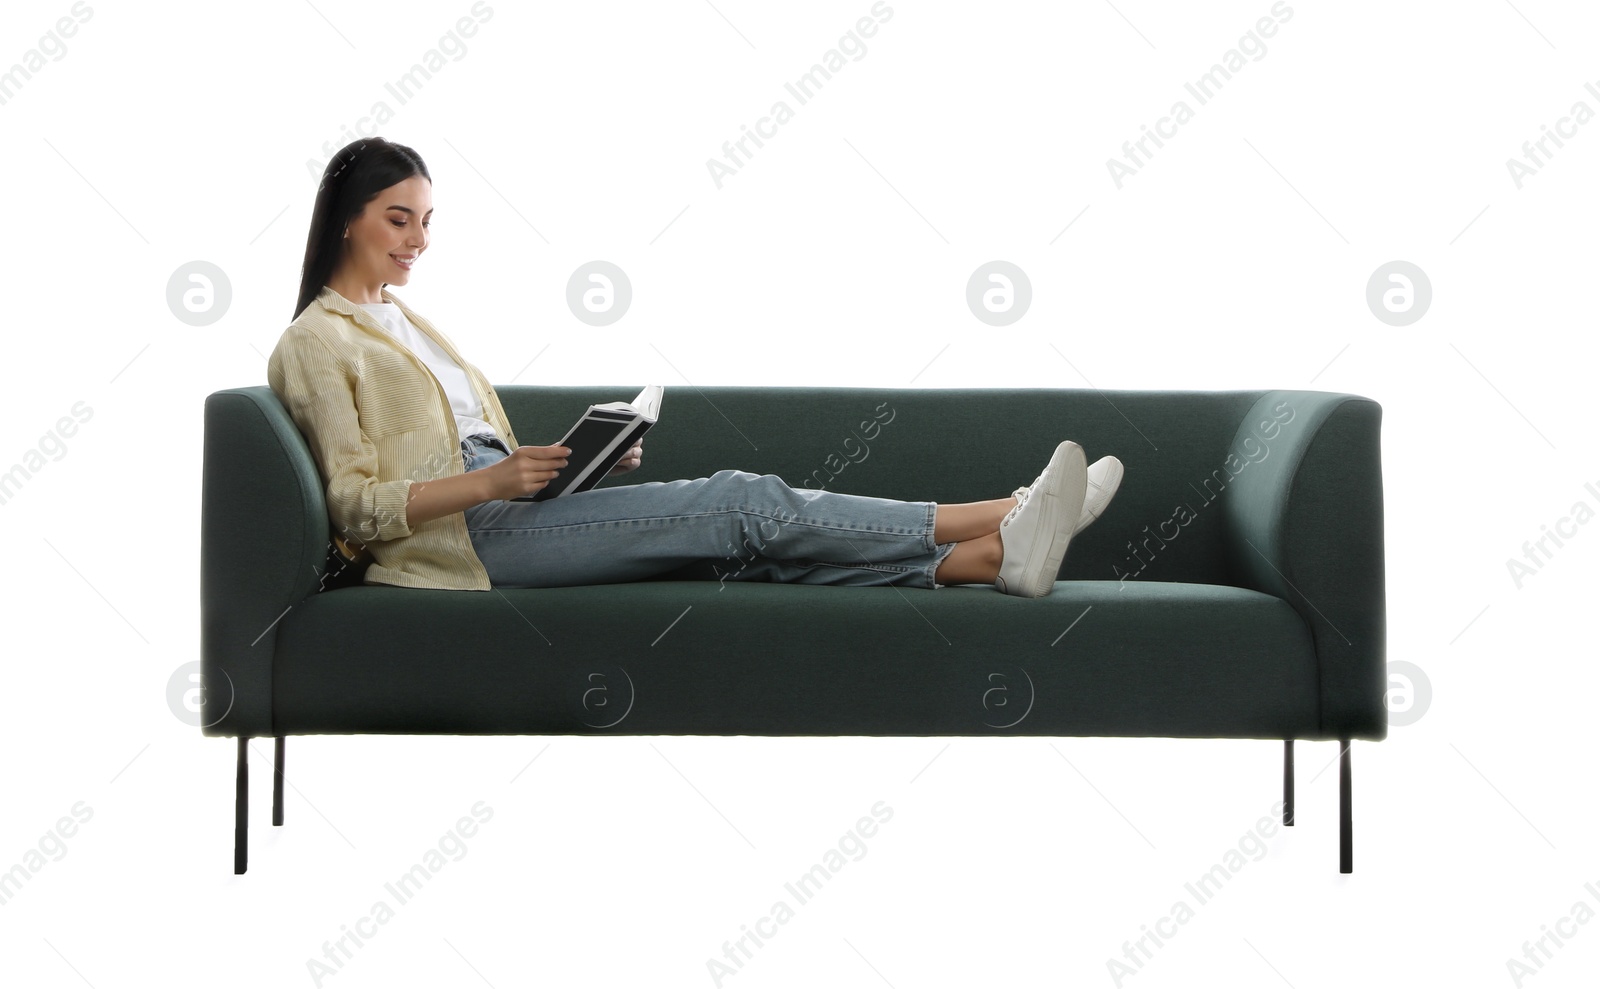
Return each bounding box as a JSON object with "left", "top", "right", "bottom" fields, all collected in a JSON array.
[{"left": 200, "top": 385, "right": 1386, "bottom": 874}]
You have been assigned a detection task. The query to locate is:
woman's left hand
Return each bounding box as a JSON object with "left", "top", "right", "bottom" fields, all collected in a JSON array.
[{"left": 609, "top": 440, "right": 643, "bottom": 475}]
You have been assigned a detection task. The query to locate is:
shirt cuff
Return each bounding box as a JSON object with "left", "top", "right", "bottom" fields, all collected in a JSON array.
[{"left": 372, "top": 478, "right": 415, "bottom": 541}]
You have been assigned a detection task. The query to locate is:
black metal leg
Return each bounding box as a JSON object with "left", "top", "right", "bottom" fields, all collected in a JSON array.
[
  {"left": 1339, "top": 737, "right": 1353, "bottom": 874},
  {"left": 273, "top": 736, "right": 286, "bottom": 827},
  {"left": 234, "top": 736, "right": 249, "bottom": 875},
  {"left": 1283, "top": 740, "right": 1295, "bottom": 826}
]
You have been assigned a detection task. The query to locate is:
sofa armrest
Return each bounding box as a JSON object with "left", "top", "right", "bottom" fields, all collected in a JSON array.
[
  {"left": 1219, "top": 391, "right": 1387, "bottom": 741},
  {"left": 200, "top": 387, "right": 332, "bottom": 737}
]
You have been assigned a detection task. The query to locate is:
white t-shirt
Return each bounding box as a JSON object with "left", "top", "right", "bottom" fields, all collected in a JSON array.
[{"left": 357, "top": 302, "right": 497, "bottom": 443}]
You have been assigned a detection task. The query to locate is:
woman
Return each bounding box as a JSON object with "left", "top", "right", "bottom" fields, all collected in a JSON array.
[{"left": 268, "top": 138, "right": 1124, "bottom": 596}]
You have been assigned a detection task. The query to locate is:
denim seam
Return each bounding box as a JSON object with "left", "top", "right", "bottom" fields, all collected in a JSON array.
[
  {"left": 469, "top": 508, "right": 924, "bottom": 539},
  {"left": 703, "top": 506, "right": 926, "bottom": 537},
  {"left": 922, "top": 540, "right": 958, "bottom": 587},
  {"left": 770, "top": 558, "right": 923, "bottom": 576}
]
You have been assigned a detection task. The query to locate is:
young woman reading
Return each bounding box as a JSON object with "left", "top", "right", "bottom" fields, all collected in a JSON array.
[{"left": 267, "top": 138, "right": 1124, "bottom": 595}]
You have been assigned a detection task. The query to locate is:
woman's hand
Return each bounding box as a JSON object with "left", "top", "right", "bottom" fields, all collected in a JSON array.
[
  {"left": 481, "top": 444, "right": 570, "bottom": 500},
  {"left": 608, "top": 439, "right": 643, "bottom": 475}
]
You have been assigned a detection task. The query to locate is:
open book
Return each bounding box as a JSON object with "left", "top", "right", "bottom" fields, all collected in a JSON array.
[{"left": 514, "top": 384, "right": 664, "bottom": 502}]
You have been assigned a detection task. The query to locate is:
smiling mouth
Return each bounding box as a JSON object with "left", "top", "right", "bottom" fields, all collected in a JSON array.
[{"left": 392, "top": 255, "right": 415, "bottom": 270}]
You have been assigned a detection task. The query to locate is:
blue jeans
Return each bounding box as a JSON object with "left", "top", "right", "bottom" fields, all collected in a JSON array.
[{"left": 457, "top": 433, "right": 957, "bottom": 589}]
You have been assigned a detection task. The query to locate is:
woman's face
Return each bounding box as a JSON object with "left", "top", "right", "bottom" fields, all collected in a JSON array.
[{"left": 337, "top": 175, "right": 432, "bottom": 297}]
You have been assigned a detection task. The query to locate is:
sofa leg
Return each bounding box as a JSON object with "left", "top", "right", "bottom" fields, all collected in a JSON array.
[
  {"left": 234, "top": 736, "right": 249, "bottom": 875},
  {"left": 1282, "top": 740, "right": 1295, "bottom": 826},
  {"left": 273, "top": 736, "right": 286, "bottom": 827},
  {"left": 1339, "top": 737, "right": 1353, "bottom": 874}
]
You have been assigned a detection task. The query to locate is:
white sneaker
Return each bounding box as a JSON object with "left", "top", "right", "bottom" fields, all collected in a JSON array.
[
  {"left": 1005, "top": 456, "right": 1124, "bottom": 539},
  {"left": 995, "top": 441, "right": 1088, "bottom": 598},
  {"left": 1073, "top": 456, "right": 1124, "bottom": 536}
]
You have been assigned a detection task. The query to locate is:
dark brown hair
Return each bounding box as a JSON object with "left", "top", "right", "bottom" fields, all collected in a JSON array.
[{"left": 294, "top": 137, "right": 431, "bottom": 321}]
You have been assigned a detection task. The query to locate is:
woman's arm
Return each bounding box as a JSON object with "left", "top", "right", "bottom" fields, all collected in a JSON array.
[
  {"left": 406, "top": 445, "right": 572, "bottom": 526},
  {"left": 405, "top": 471, "right": 495, "bottom": 529},
  {"left": 269, "top": 327, "right": 577, "bottom": 536},
  {"left": 268, "top": 327, "right": 418, "bottom": 543}
]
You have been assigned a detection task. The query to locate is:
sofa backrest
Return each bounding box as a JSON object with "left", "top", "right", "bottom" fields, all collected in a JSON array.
[{"left": 497, "top": 384, "right": 1270, "bottom": 586}]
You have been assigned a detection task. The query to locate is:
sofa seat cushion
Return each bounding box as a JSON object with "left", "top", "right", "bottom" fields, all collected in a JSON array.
[{"left": 269, "top": 579, "right": 1320, "bottom": 738}]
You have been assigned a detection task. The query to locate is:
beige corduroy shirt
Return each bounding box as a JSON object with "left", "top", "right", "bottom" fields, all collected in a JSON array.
[{"left": 267, "top": 285, "right": 521, "bottom": 591}]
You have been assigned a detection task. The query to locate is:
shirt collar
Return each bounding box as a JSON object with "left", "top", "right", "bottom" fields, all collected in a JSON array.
[
  {"left": 314, "top": 284, "right": 470, "bottom": 367},
  {"left": 315, "top": 283, "right": 406, "bottom": 316}
]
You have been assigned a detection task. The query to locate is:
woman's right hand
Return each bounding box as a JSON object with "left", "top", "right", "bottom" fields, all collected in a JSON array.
[{"left": 482, "top": 444, "right": 570, "bottom": 500}]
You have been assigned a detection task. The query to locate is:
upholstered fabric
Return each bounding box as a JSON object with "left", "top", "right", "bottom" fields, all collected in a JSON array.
[{"left": 200, "top": 385, "right": 1386, "bottom": 743}]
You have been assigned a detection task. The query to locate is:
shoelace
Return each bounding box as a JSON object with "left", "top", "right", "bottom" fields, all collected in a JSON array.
[
  {"left": 1002, "top": 474, "right": 1042, "bottom": 527},
  {"left": 1004, "top": 460, "right": 1103, "bottom": 528}
]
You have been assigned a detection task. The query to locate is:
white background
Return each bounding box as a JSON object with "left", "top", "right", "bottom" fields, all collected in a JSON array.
[{"left": 1, "top": 1, "right": 1596, "bottom": 986}]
